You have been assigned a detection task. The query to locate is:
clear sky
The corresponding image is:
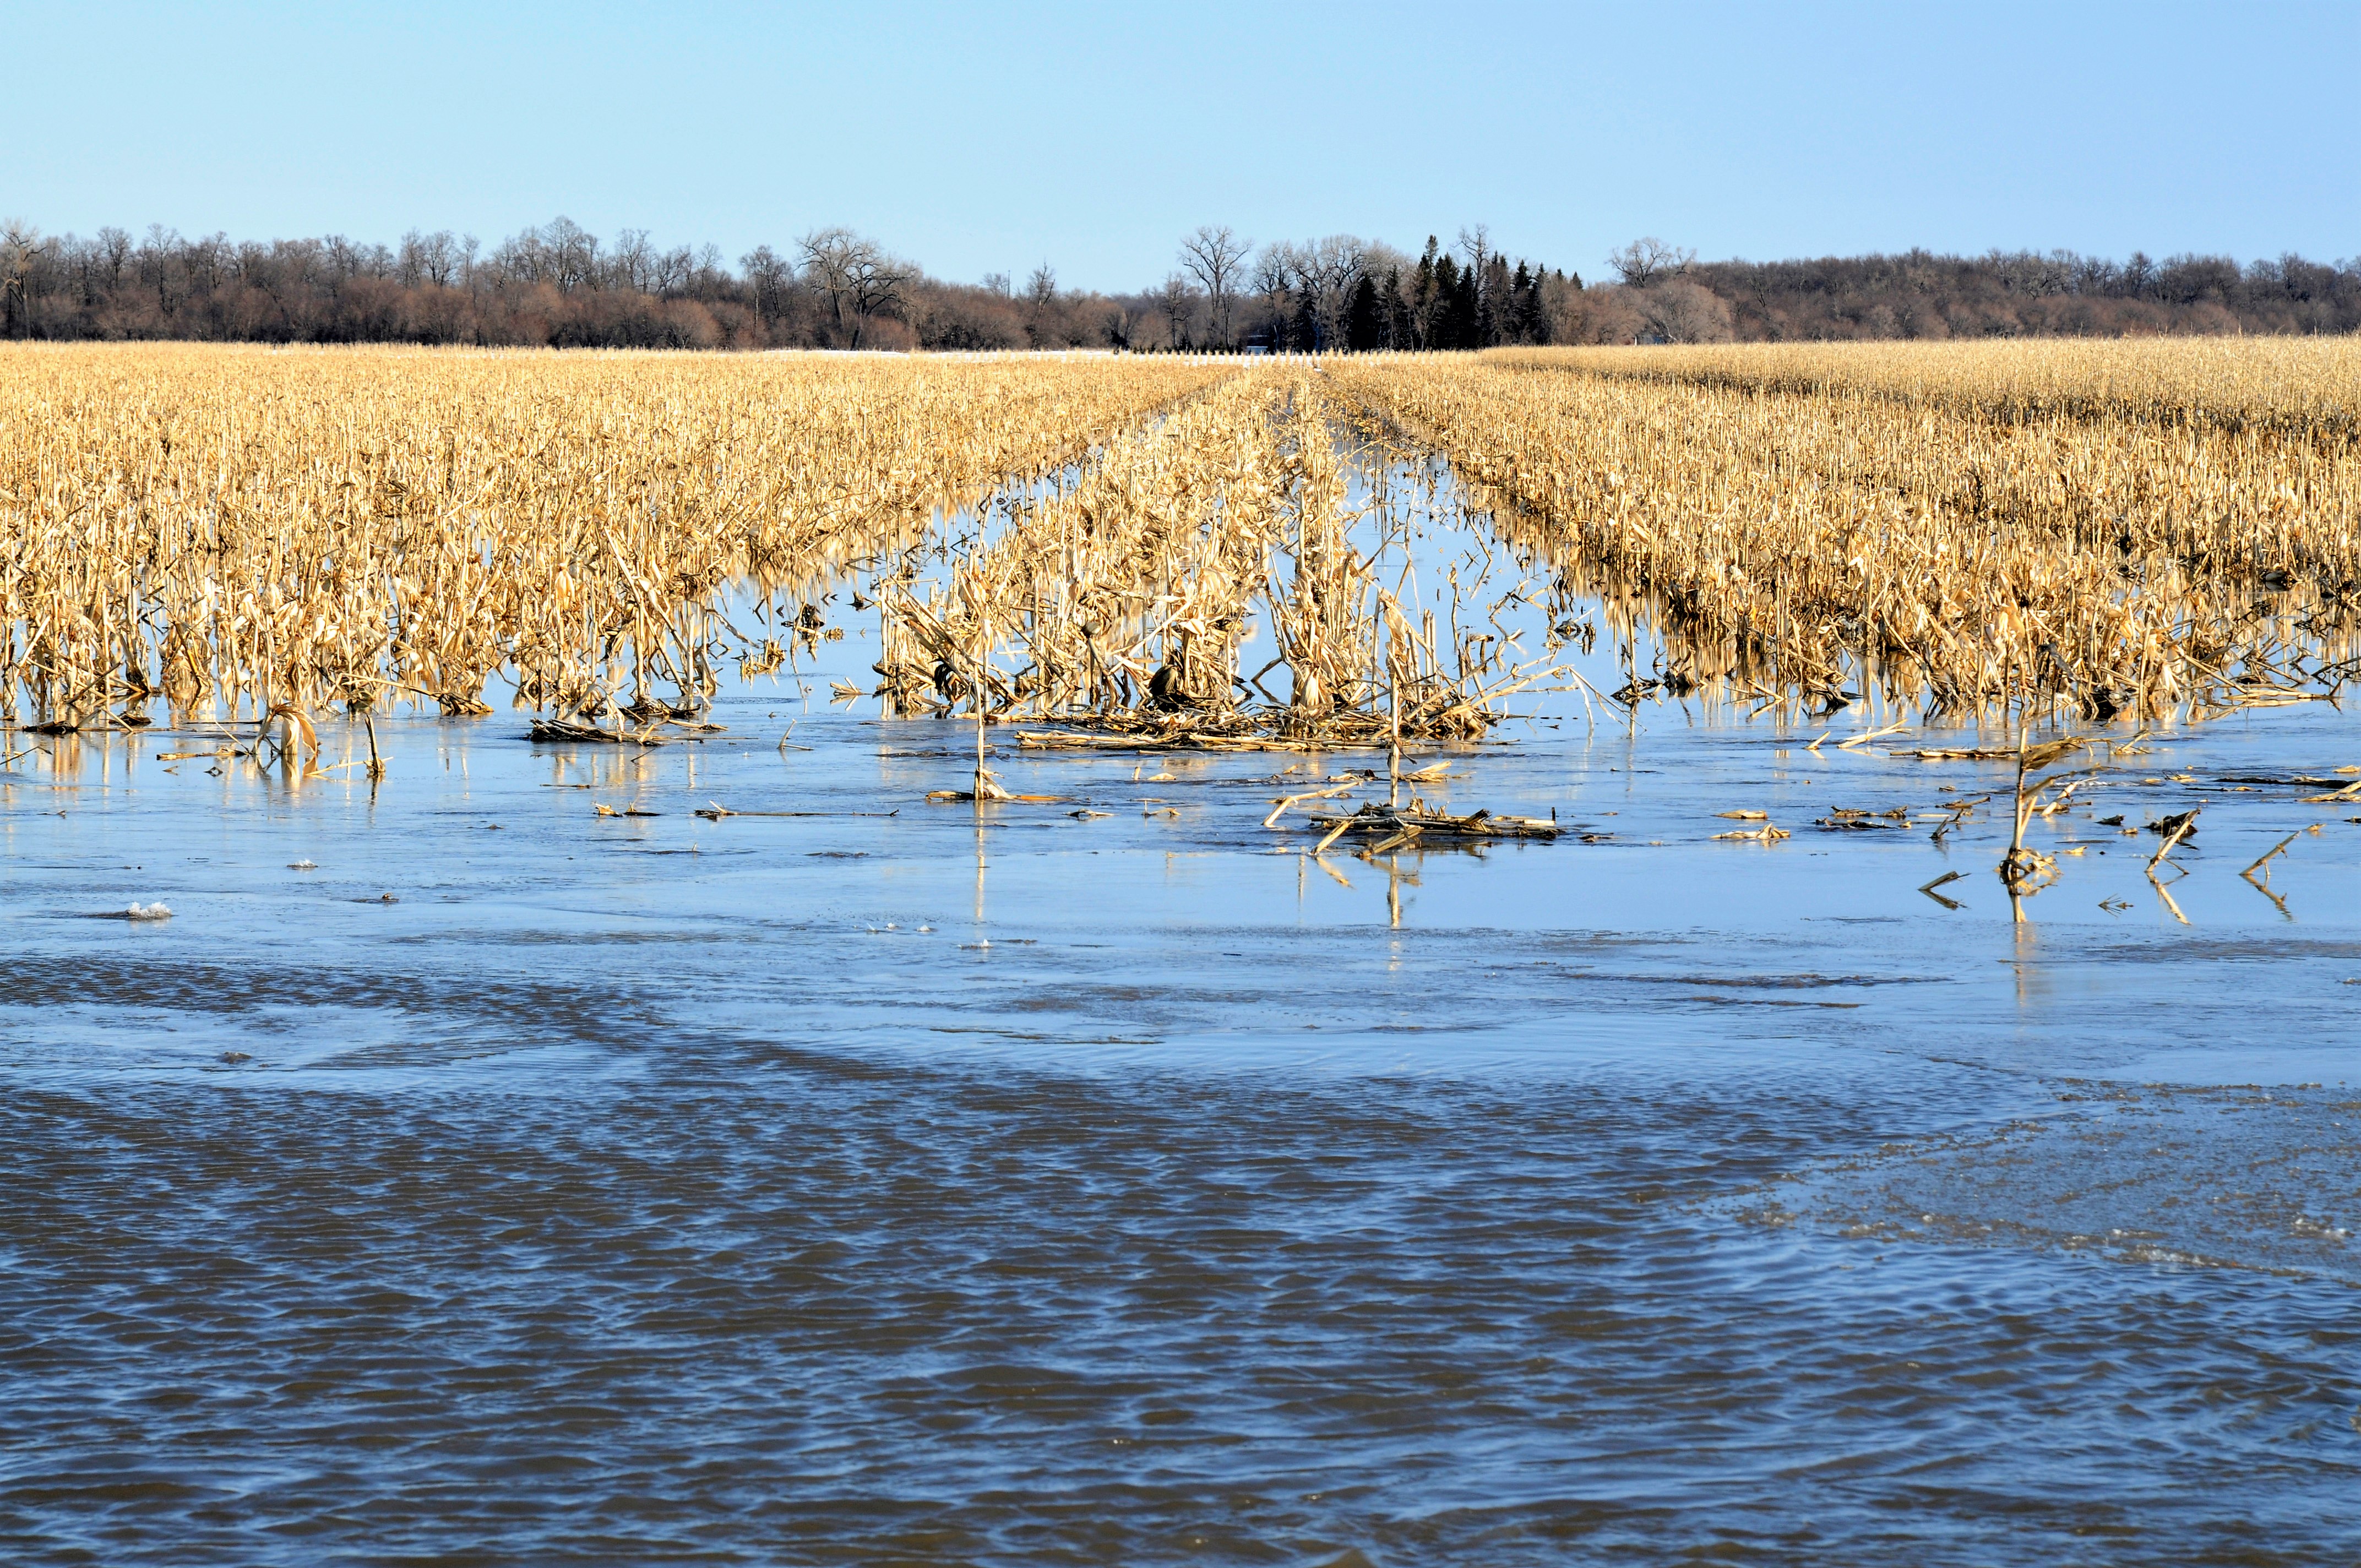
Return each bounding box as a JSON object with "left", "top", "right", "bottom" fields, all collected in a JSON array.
[{"left": 9, "top": 1, "right": 2354, "bottom": 291}]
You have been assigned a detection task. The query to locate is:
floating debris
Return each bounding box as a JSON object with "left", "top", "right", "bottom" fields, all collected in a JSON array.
[
  {"left": 693, "top": 803, "right": 901, "bottom": 820},
  {"left": 1297, "top": 801, "right": 1562, "bottom": 856},
  {"left": 1919, "top": 871, "right": 1967, "bottom": 909},
  {"left": 529, "top": 717, "right": 692, "bottom": 746}
]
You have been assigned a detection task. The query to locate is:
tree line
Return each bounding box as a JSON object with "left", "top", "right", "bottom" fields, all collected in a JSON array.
[
  {"left": 1671, "top": 241, "right": 2361, "bottom": 341},
  {"left": 1167, "top": 226, "right": 1567, "bottom": 352},
  {"left": 1, "top": 214, "right": 2354, "bottom": 349}
]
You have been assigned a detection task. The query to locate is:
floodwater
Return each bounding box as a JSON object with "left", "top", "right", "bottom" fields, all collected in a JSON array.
[{"left": 7, "top": 501, "right": 2361, "bottom": 1562}]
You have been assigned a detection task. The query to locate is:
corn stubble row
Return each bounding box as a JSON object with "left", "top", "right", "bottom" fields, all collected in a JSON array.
[
  {"left": 874, "top": 368, "right": 1547, "bottom": 744},
  {"left": 1334, "top": 345, "right": 2361, "bottom": 720},
  {"left": 1503, "top": 339, "right": 2361, "bottom": 442},
  {"left": 3, "top": 340, "right": 2353, "bottom": 752},
  {"left": 0, "top": 345, "right": 1223, "bottom": 735}
]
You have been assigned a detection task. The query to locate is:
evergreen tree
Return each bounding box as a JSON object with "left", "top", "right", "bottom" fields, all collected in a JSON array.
[
  {"left": 1412, "top": 238, "right": 1440, "bottom": 347},
  {"left": 1345, "top": 275, "right": 1383, "bottom": 351},
  {"left": 1510, "top": 260, "right": 1542, "bottom": 343},
  {"left": 1291, "top": 284, "right": 1319, "bottom": 351},
  {"left": 1438, "top": 257, "right": 1478, "bottom": 348},
  {"left": 1478, "top": 255, "right": 1509, "bottom": 345},
  {"left": 1383, "top": 265, "right": 1414, "bottom": 349}
]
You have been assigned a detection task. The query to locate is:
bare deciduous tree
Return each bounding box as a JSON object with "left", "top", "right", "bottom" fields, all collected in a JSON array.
[
  {"left": 1023, "top": 262, "right": 1059, "bottom": 347},
  {"left": 95, "top": 226, "right": 130, "bottom": 287},
  {"left": 1607, "top": 237, "right": 1695, "bottom": 288},
  {"left": 546, "top": 216, "right": 598, "bottom": 293},
  {"left": 741, "top": 244, "right": 789, "bottom": 333},
  {"left": 797, "top": 227, "right": 913, "bottom": 349},
  {"left": 398, "top": 230, "right": 462, "bottom": 289},
  {"left": 1457, "top": 224, "right": 1492, "bottom": 294},
  {"left": 1296, "top": 235, "right": 1369, "bottom": 349},
  {"left": 1457, "top": 224, "right": 1495, "bottom": 339},
  {"left": 1159, "top": 273, "right": 1197, "bottom": 348},
  {"left": 1636, "top": 278, "right": 1733, "bottom": 343},
  {"left": 1178, "top": 224, "right": 1248, "bottom": 349},
  {"left": 2, "top": 212, "right": 2355, "bottom": 349},
  {"left": 1, "top": 219, "right": 46, "bottom": 336},
  {"left": 1252, "top": 244, "right": 1294, "bottom": 342},
  {"left": 612, "top": 228, "right": 655, "bottom": 293}
]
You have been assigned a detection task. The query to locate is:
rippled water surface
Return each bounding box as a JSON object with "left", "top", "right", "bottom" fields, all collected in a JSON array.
[{"left": 6, "top": 635, "right": 2361, "bottom": 1562}]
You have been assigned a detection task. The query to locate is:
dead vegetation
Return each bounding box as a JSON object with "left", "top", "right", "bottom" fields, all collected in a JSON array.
[
  {"left": 1491, "top": 338, "right": 2361, "bottom": 444},
  {"left": 16, "top": 339, "right": 2349, "bottom": 767},
  {"left": 10, "top": 340, "right": 2354, "bottom": 922},
  {"left": 0, "top": 344, "right": 1227, "bottom": 764},
  {"left": 868, "top": 367, "right": 1569, "bottom": 752},
  {"left": 1331, "top": 344, "right": 2361, "bottom": 726}
]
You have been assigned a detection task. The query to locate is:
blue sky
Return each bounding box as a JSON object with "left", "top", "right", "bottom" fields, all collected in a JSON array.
[{"left": 9, "top": 1, "right": 2354, "bottom": 290}]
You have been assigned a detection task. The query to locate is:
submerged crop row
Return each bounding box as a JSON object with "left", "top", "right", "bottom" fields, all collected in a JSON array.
[
  {"left": 0, "top": 345, "right": 1227, "bottom": 735},
  {"left": 3, "top": 339, "right": 2353, "bottom": 752},
  {"left": 1332, "top": 347, "right": 2361, "bottom": 721},
  {"left": 874, "top": 367, "right": 1558, "bottom": 749}
]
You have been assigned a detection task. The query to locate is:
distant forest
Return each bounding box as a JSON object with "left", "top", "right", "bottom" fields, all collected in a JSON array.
[{"left": 2, "top": 216, "right": 2355, "bottom": 350}]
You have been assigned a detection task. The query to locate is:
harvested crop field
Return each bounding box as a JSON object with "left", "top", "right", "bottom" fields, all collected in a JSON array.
[
  {"left": 5, "top": 340, "right": 2360, "bottom": 1566},
  {"left": 6, "top": 339, "right": 2355, "bottom": 742}
]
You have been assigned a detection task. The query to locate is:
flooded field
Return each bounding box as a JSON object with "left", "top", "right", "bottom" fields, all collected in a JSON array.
[
  {"left": 6, "top": 614, "right": 2360, "bottom": 1565},
  {"left": 6, "top": 345, "right": 2361, "bottom": 1564}
]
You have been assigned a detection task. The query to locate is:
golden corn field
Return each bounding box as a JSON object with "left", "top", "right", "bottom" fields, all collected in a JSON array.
[
  {"left": 2, "top": 339, "right": 2354, "bottom": 753},
  {"left": 1495, "top": 339, "right": 2361, "bottom": 440},
  {"left": 873, "top": 369, "right": 1550, "bottom": 746},
  {"left": 1335, "top": 344, "right": 2361, "bottom": 720},
  {"left": 0, "top": 344, "right": 1223, "bottom": 738}
]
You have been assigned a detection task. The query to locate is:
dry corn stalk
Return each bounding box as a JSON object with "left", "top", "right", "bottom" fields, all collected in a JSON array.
[
  {"left": 0, "top": 343, "right": 1230, "bottom": 731},
  {"left": 877, "top": 370, "right": 1550, "bottom": 744},
  {"left": 1331, "top": 344, "right": 2361, "bottom": 722}
]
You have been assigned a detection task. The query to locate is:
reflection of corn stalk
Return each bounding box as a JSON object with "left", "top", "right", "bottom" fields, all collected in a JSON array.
[{"left": 259, "top": 701, "right": 323, "bottom": 775}]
